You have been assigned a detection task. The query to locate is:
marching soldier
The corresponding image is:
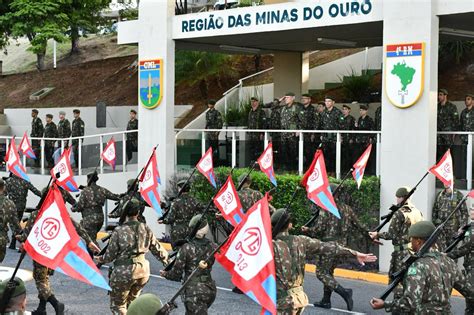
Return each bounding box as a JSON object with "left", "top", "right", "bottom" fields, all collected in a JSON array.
[
  {"left": 160, "top": 179, "right": 201, "bottom": 248},
  {"left": 57, "top": 111, "right": 71, "bottom": 140},
  {"left": 96, "top": 199, "right": 169, "bottom": 315},
  {"left": 71, "top": 109, "right": 85, "bottom": 168},
  {"left": 299, "top": 94, "right": 319, "bottom": 169},
  {"left": 204, "top": 100, "right": 223, "bottom": 155},
  {"left": 320, "top": 96, "right": 343, "bottom": 174},
  {"left": 247, "top": 96, "right": 267, "bottom": 161},
  {"left": 340, "top": 104, "right": 355, "bottom": 172},
  {"left": 72, "top": 172, "right": 120, "bottom": 244},
  {"left": 31, "top": 109, "right": 44, "bottom": 167},
  {"left": 301, "top": 184, "right": 369, "bottom": 310},
  {"left": 280, "top": 92, "right": 302, "bottom": 171},
  {"left": 126, "top": 109, "right": 139, "bottom": 162},
  {"left": 109, "top": 179, "right": 147, "bottom": 223},
  {"left": 44, "top": 114, "right": 58, "bottom": 168},
  {"left": 437, "top": 88, "right": 459, "bottom": 160},
  {"left": 271, "top": 209, "right": 377, "bottom": 314},
  {"left": 432, "top": 183, "right": 468, "bottom": 249},
  {"left": 0, "top": 179, "right": 20, "bottom": 262},
  {"left": 369, "top": 187, "right": 423, "bottom": 301},
  {"left": 370, "top": 221, "right": 474, "bottom": 313},
  {"left": 5, "top": 173, "right": 42, "bottom": 249},
  {"left": 161, "top": 214, "right": 217, "bottom": 315},
  {"left": 237, "top": 174, "right": 275, "bottom": 215}
]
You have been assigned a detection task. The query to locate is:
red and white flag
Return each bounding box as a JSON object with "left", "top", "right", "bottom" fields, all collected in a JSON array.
[
  {"left": 20, "top": 132, "right": 36, "bottom": 159},
  {"left": 352, "top": 144, "right": 372, "bottom": 189},
  {"left": 429, "top": 149, "right": 453, "bottom": 190},
  {"left": 5, "top": 136, "right": 30, "bottom": 182},
  {"left": 51, "top": 147, "right": 79, "bottom": 192},
  {"left": 139, "top": 149, "right": 162, "bottom": 216},
  {"left": 257, "top": 142, "right": 277, "bottom": 187},
  {"left": 196, "top": 147, "right": 217, "bottom": 188},
  {"left": 215, "top": 196, "right": 276, "bottom": 314},
  {"left": 101, "top": 137, "right": 116, "bottom": 170},
  {"left": 213, "top": 175, "right": 244, "bottom": 227}
]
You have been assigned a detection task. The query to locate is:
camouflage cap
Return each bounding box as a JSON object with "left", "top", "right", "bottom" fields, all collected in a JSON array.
[
  {"left": 285, "top": 92, "right": 295, "bottom": 97},
  {"left": 59, "top": 111, "right": 66, "bottom": 115},
  {"left": 466, "top": 93, "right": 474, "bottom": 98},
  {"left": 250, "top": 96, "right": 259, "bottom": 101},
  {"left": 46, "top": 114, "right": 53, "bottom": 119},
  {"left": 360, "top": 104, "right": 369, "bottom": 110},
  {"left": 32, "top": 109, "right": 39, "bottom": 114},
  {"left": 130, "top": 109, "right": 137, "bottom": 114},
  {"left": 208, "top": 99, "right": 216, "bottom": 105},
  {"left": 342, "top": 104, "right": 351, "bottom": 110},
  {"left": 396, "top": 186, "right": 411, "bottom": 198},
  {"left": 271, "top": 208, "right": 290, "bottom": 227},
  {"left": 87, "top": 171, "right": 99, "bottom": 182},
  {"left": 439, "top": 88, "right": 448, "bottom": 95},
  {"left": 73, "top": 109, "right": 80, "bottom": 114},
  {"left": 125, "top": 198, "right": 141, "bottom": 216},
  {"left": 189, "top": 214, "right": 207, "bottom": 229},
  {"left": 324, "top": 95, "right": 335, "bottom": 101},
  {"left": 301, "top": 93, "right": 311, "bottom": 98},
  {"left": 0, "top": 278, "right": 26, "bottom": 298},
  {"left": 408, "top": 221, "right": 435, "bottom": 239},
  {"left": 126, "top": 293, "right": 162, "bottom": 315}
]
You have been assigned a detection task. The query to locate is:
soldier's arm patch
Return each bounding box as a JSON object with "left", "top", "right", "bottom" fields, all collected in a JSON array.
[{"left": 407, "top": 265, "right": 417, "bottom": 276}]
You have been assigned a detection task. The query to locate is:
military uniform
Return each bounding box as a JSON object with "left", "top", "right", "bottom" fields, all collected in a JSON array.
[
  {"left": 205, "top": 108, "right": 223, "bottom": 153},
  {"left": 340, "top": 112, "right": 355, "bottom": 172},
  {"left": 0, "top": 193, "right": 20, "bottom": 262},
  {"left": 437, "top": 101, "right": 459, "bottom": 161},
  {"left": 43, "top": 121, "right": 58, "bottom": 167},
  {"left": 238, "top": 187, "right": 264, "bottom": 213},
  {"left": 432, "top": 189, "right": 468, "bottom": 249},
  {"left": 162, "top": 193, "right": 201, "bottom": 247},
  {"left": 247, "top": 105, "right": 267, "bottom": 161},
  {"left": 71, "top": 115, "right": 85, "bottom": 167},
  {"left": 110, "top": 192, "right": 147, "bottom": 224},
  {"left": 31, "top": 115, "right": 44, "bottom": 165},
  {"left": 268, "top": 103, "right": 283, "bottom": 168},
  {"left": 5, "top": 175, "right": 42, "bottom": 221},
  {"left": 162, "top": 216, "right": 217, "bottom": 315},
  {"left": 375, "top": 106, "right": 381, "bottom": 131},
  {"left": 280, "top": 103, "right": 302, "bottom": 171},
  {"left": 72, "top": 182, "right": 120, "bottom": 242},
  {"left": 57, "top": 118, "right": 71, "bottom": 139},
  {"left": 320, "top": 106, "right": 343, "bottom": 173},
  {"left": 299, "top": 103, "right": 319, "bottom": 169},
  {"left": 126, "top": 118, "right": 138, "bottom": 162},
  {"left": 99, "top": 216, "right": 168, "bottom": 315}
]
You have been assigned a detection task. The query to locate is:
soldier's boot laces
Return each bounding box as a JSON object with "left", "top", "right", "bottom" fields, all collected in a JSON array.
[
  {"left": 335, "top": 285, "right": 353, "bottom": 311},
  {"left": 32, "top": 299, "right": 47, "bottom": 315},
  {"left": 313, "top": 286, "right": 332, "bottom": 309},
  {"left": 47, "top": 295, "right": 65, "bottom": 315},
  {"left": 8, "top": 238, "right": 16, "bottom": 250}
]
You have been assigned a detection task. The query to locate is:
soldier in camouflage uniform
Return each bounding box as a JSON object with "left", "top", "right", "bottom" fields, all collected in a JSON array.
[
  {"left": 320, "top": 96, "right": 343, "bottom": 174},
  {"left": 375, "top": 105, "right": 381, "bottom": 131},
  {"left": 340, "top": 104, "right": 355, "bottom": 172},
  {"left": 72, "top": 172, "right": 120, "bottom": 243},
  {"left": 437, "top": 89, "right": 459, "bottom": 160},
  {"left": 371, "top": 221, "right": 474, "bottom": 314},
  {"left": 459, "top": 94, "right": 474, "bottom": 178},
  {"left": 299, "top": 94, "right": 319, "bottom": 169},
  {"left": 43, "top": 114, "right": 58, "bottom": 168},
  {"left": 236, "top": 174, "right": 275, "bottom": 214},
  {"left": 109, "top": 179, "right": 147, "bottom": 223},
  {"left": 448, "top": 206, "right": 474, "bottom": 314},
  {"left": 126, "top": 109, "right": 139, "bottom": 162},
  {"left": 97, "top": 199, "right": 169, "bottom": 315},
  {"left": 247, "top": 97, "right": 267, "bottom": 161},
  {"left": 5, "top": 173, "right": 42, "bottom": 249},
  {"left": 31, "top": 109, "right": 44, "bottom": 167},
  {"left": 369, "top": 187, "right": 423, "bottom": 301},
  {"left": 355, "top": 104, "right": 375, "bottom": 174},
  {"left": 302, "top": 184, "right": 369, "bottom": 310},
  {"left": 57, "top": 111, "right": 71, "bottom": 140},
  {"left": 0, "top": 179, "right": 20, "bottom": 262},
  {"left": 161, "top": 179, "right": 201, "bottom": 248},
  {"left": 432, "top": 184, "right": 468, "bottom": 249},
  {"left": 264, "top": 98, "right": 283, "bottom": 168},
  {"left": 161, "top": 214, "right": 217, "bottom": 315},
  {"left": 280, "top": 92, "right": 302, "bottom": 171},
  {"left": 205, "top": 100, "right": 223, "bottom": 155},
  {"left": 71, "top": 109, "right": 85, "bottom": 168},
  {"left": 271, "top": 209, "right": 377, "bottom": 314}
]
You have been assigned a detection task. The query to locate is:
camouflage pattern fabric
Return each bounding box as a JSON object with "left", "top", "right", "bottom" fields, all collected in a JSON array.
[
  {"left": 375, "top": 106, "right": 382, "bottom": 131},
  {"left": 205, "top": 108, "right": 223, "bottom": 141},
  {"left": 71, "top": 117, "right": 85, "bottom": 146},
  {"left": 163, "top": 237, "right": 217, "bottom": 315},
  {"left": 109, "top": 192, "right": 148, "bottom": 224},
  {"left": 299, "top": 104, "right": 319, "bottom": 131},
  {"left": 448, "top": 223, "right": 473, "bottom": 282},
  {"left": 320, "top": 107, "right": 343, "bottom": 143},
  {"left": 384, "top": 250, "right": 474, "bottom": 314},
  {"left": 238, "top": 187, "right": 264, "bottom": 213},
  {"left": 73, "top": 183, "right": 120, "bottom": 242},
  {"left": 355, "top": 115, "right": 375, "bottom": 144},
  {"left": 31, "top": 117, "right": 44, "bottom": 150},
  {"left": 5, "top": 175, "right": 42, "bottom": 220},
  {"left": 432, "top": 189, "right": 468, "bottom": 249},
  {"left": 460, "top": 107, "right": 474, "bottom": 144},
  {"left": 163, "top": 193, "right": 201, "bottom": 246},
  {"left": 58, "top": 118, "right": 71, "bottom": 139},
  {"left": 247, "top": 106, "right": 267, "bottom": 140},
  {"left": 43, "top": 121, "right": 58, "bottom": 147},
  {"left": 340, "top": 114, "right": 355, "bottom": 143},
  {"left": 273, "top": 232, "right": 357, "bottom": 314},
  {"left": 280, "top": 104, "right": 302, "bottom": 138},
  {"left": 0, "top": 194, "right": 20, "bottom": 262},
  {"left": 437, "top": 101, "right": 459, "bottom": 145},
  {"left": 126, "top": 119, "right": 138, "bottom": 142},
  {"left": 100, "top": 219, "right": 169, "bottom": 315},
  {"left": 280, "top": 104, "right": 302, "bottom": 171}
]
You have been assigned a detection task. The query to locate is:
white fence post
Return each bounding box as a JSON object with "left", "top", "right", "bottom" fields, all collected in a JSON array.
[
  {"left": 467, "top": 133, "right": 472, "bottom": 191},
  {"left": 336, "top": 132, "right": 341, "bottom": 179},
  {"left": 298, "top": 132, "right": 303, "bottom": 175}
]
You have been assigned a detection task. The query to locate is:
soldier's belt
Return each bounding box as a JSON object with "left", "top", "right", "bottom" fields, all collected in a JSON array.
[
  {"left": 187, "top": 274, "right": 212, "bottom": 284},
  {"left": 114, "top": 254, "right": 145, "bottom": 267}
]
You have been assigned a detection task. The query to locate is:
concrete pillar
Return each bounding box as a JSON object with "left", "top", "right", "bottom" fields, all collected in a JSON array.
[
  {"left": 273, "top": 52, "right": 309, "bottom": 99},
  {"left": 379, "top": 2, "right": 438, "bottom": 272}
]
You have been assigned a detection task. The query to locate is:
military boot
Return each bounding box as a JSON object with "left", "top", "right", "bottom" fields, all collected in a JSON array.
[
  {"left": 31, "top": 299, "right": 47, "bottom": 315},
  {"left": 8, "top": 238, "right": 16, "bottom": 250},
  {"left": 47, "top": 295, "right": 65, "bottom": 315},
  {"left": 313, "top": 286, "right": 332, "bottom": 309},
  {"left": 334, "top": 285, "right": 353, "bottom": 311}
]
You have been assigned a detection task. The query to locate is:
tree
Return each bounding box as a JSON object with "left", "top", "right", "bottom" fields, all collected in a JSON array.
[
  {"left": 4, "top": 0, "right": 68, "bottom": 70},
  {"left": 62, "top": 0, "right": 111, "bottom": 55}
]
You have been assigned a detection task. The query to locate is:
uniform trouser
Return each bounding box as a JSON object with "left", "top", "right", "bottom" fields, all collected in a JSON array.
[
  {"left": 33, "top": 261, "right": 53, "bottom": 300},
  {"left": 0, "top": 238, "right": 6, "bottom": 263},
  {"left": 315, "top": 253, "right": 340, "bottom": 291},
  {"left": 126, "top": 141, "right": 137, "bottom": 162},
  {"left": 271, "top": 134, "right": 281, "bottom": 169},
  {"left": 72, "top": 142, "right": 80, "bottom": 167},
  {"left": 277, "top": 287, "right": 308, "bottom": 315},
  {"left": 322, "top": 141, "right": 336, "bottom": 174},
  {"left": 248, "top": 135, "right": 263, "bottom": 163},
  {"left": 45, "top": 145, "right": 55, "bottom": 166},
  {"left": 465, "top": 269, "right": 474, "bottom": 315},
  {"left": 281, "top": 135, "right": 298, "bottom": 171},
  {"left": 32, "top": 140, "right": 41, "bottom": 166},
  {"left": 110, "top": 271, "right": 149, "bottom": 315},
  {"left": 389, "top": 249, "right": 408, "bottom": 301},
  {"left": 80, "top": 216, "right": 103, "bottom": 243},
  {"left": 341, "top": 142, "right": 354, "bottom": 173},
  {"left": 303, "top": 135, "right": 316, "bottom": 170},
  {"left": 183, "top": 281, "right": 217, "bottom": 315}
]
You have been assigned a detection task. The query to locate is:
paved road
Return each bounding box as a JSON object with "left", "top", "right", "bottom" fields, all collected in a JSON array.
[{"left": 1, "top": 249, "right": 468, "bottom": 315}]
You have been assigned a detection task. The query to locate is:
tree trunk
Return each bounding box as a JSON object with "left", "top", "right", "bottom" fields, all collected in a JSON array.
[
  {"left": 36, "top": 53, "right": 45, "bottom": 70},
  {"left": 70, "top": 26, "right": 80, "bottom": 55}
]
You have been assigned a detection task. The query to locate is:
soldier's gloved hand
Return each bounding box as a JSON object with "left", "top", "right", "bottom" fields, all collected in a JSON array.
[{"left": 198, "top": 260, "right": 208, "bottom": 269}]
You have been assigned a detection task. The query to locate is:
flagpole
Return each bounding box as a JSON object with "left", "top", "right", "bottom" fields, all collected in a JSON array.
[
  {"left": 272, "top": 186, "right": 301, "bottom": 239},
  {"left": 236, "top": 161, "right": 258, "bottom": 191},
  {"left": 0, "top": 173, "right": 57, "bottom": 313}
]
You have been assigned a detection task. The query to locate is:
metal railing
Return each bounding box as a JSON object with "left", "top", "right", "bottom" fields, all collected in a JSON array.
[{"left": 1, "top": 130, "right": 138, "bottom": 176}]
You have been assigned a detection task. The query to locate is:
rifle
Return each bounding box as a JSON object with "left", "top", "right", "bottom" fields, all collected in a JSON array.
[
  {"left": 378, "top": 193, "right": 468, "bottom": 300},
  {"left": 272, "top": 186, "right": 300, "bottom": 238},
  {"left": 444, "top": 223, "right": 470, "bottom": 253},
  {"left": 302, "top": 168, "right": 353, "bottom": 228},
  {"left": 158, "top": 167, "right": 197, "bottom": 222},
  {"left": 372, "top": 172, "right": 429, "bottom": 233},
  {"left": 236, "top": 161, "right": 257, "bottom": 191},
  {"left": 0, "top": 174, "right": 57, "bottom": 314}
]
